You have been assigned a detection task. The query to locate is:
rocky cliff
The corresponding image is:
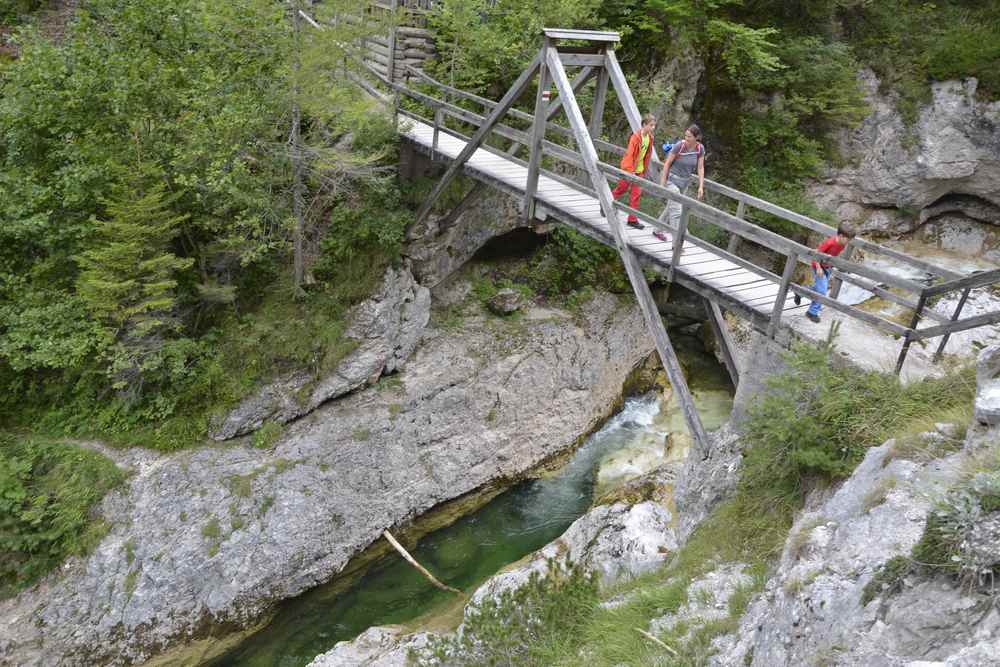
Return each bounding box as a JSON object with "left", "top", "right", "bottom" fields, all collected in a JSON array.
[
  {"left": 0, "top": 291, "right": 654, "bottom": 666},
  {"left": 313, "top": 348, "right": 1000, "bottom": 667},
  {"left": 809, "top": 72, "right": 1000, "bottom": 238}
]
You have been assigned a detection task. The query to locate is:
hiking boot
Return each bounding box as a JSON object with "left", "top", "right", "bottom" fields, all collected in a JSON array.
[
  {"left": 806, "top": 311, "right": 820, "bottom": 323},
  {"left": 626, "top": 220, "right": 645, "bottom": 230},
  {"left": 793, "top": 293, "right": 802, "bottom": 306}
]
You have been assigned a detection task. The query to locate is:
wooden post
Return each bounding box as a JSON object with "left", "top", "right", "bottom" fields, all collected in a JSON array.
[
  {"left": 505, "top": 66, "right": 596, "bottom": 157},
  {"left": 726, "top": 200, "right": 745, "bottom": 255},
  {"left": 895, "top": 293, "right": 927, "bottom": 375},
  {"left": 704, "top": 300, "right": 740, "bottom": 387},
  {"left": 666, "top": 204, "right": 689, "bottom": 285},
  {"left": 933, "top": 286, "right": 972, "bottom": 361},
  {"left": 523, "top": 37, "right": 551, "bottom": 222},
  {"left": 768, "top": 253, "right": 798, "bottom": 339},
  {"left": 386, "top": 0, "right": 398, "bottom": 83},
  {"left": 545, "top": 45, "right": 709, "bottom": 452},
  {"left": 432, "top": 106, "right": 443, "bottom": 159},
  {"left": 414, "top": 53, "right": 541, "bottom": 225},
  {"left": 590, "top": 61, "right": 609, "bottom": 141},
  {"left": 829, "top": 239, "right": 854, "bottom": 300}
]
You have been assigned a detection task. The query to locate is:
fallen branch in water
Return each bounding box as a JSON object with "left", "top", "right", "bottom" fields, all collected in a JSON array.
[
  {"left": 635, "top": 627, "right": 678, "bottom": 656},
  {"left": 383, "top": 530, "right": 463, "bottom": 595}
]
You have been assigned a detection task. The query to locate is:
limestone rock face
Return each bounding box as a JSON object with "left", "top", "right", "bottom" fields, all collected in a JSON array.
[
  {"left": 673, "top": 423, "right": 743, "bottom": 542},
  {"left": 209, "top": 265, "right": 431, "bottom": 440},
  {"left": 405, "top": 185, "right": 525, "bottom": 288},
  {"left": 974, "top": 344, "right": 1000, "bottom": 426},
  {"left": 647, "top": 38, "right": 705, "bottom": 137},
  {"left": 808, "top": 73, "right": 1000, "bottom": 234},
  {"left": 0, "top": 293, "right": 653, "bottom": 667},
  {"left": 711, "top": 435, "right": 1000, "bottom": 667}
]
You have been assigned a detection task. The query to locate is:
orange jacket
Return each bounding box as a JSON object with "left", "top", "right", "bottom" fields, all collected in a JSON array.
[{"left": 620, "top": 130, "right": 653, "bottom": 174}]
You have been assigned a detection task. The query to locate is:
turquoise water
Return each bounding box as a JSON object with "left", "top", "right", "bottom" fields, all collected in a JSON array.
[{"left": 209, "top": 340, "right": 733, "bottom": 666}]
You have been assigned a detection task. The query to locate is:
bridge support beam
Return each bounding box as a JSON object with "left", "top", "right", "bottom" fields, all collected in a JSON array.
[
  {"left": 704, "top": 300, "right": 740, "bottom": 388},
  {"left": 523, "top": 37, "right": 552, "bottom": 223},
  {"left": 545, "top": 45, "right": 710, "bottom": 452}
]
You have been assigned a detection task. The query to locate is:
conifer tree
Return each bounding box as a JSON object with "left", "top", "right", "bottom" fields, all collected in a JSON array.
[{"left": 75, "top": 169, "right": 194, "bottom": 393}]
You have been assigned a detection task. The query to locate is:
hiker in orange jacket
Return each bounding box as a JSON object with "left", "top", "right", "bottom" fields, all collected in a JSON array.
[{"left": 612, "top": 113, "right": 657, "bottom": 229}]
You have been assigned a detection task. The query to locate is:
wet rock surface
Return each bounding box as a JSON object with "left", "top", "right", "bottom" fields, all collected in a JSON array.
[
  {"left": 0, "top": 293, "right": 653, "bottom": 667},
  {"left": 209, "top": 266, "right": 431, "bottom": 440},
  {"left": 974, "top": 344, "right": 1000, "bottom": 426}
]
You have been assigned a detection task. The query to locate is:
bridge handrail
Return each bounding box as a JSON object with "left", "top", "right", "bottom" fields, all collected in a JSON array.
[
  {"left": 393, "top": 81, "right": 929, "bottom": 296},
  {"left": 398, "top": 106, "right": 920, "bottom": 339},
  {"left": 399, "top": 64, "right": 960, "bottom": 282},
  {"left": 388, "top": 66, "right": 1000, "bottom": 346}
]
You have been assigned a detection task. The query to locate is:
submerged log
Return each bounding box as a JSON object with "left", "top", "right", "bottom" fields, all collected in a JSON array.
[{"left": 383, "top": 530, "right": 462, "bottom": 594}]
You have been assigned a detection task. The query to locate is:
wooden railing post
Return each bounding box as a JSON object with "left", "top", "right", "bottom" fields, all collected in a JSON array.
[
  {"left": 589, "top": 62, "right": 609, "bottom": 141},
  {"left": 768, "top": 252, "right": 798, "bottom": 339},
  {"left": 829, "top": 239, "right": 854, "bottom": 300},
  {"left": 726, "top": 200, "right": 745, "bottom": 255},
  {"left": 933, "top": 286, "right": 972, "bottom": 361},
  {"left": 666, "top": 204, "right": 689, "bottom": 285},
  {"left": 895, "top": 293, "right": 927, "bottom": 375},
  {"left": 523, "top": 37, "right": 551, "bottom": 222},
  {"left": 431, "top": 106, "right": 443, "bottom": 159}
]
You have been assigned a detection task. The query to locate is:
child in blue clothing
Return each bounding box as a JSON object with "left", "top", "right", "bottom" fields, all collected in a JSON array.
[{"left": 794, "top": 223, "right": 856, "bottom": 323}]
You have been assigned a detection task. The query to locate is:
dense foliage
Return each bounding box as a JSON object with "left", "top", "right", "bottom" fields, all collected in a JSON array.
[
  {"left": 0, "top": 0, "right": 409, "bottom": 448},
  {"left": 0, "top": 436, "right": 124, "bottom": 597}
]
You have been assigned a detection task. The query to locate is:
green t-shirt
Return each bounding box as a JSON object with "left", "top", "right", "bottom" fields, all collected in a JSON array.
[{"left": 636, "top": 134, "right": 650, "bottom": 174}]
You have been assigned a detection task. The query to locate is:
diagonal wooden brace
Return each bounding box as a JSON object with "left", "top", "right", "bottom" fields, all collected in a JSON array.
[
  {"left": 414, "top": 52, "right": 542, "bottom": 226},
  {"left": 545, "top": 46, "right": 709, "bottom": 452}
]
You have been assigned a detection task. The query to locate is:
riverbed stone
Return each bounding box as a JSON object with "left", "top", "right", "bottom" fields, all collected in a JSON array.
[
  {"left": 209, "top": 265, "right": 431, "bottom": 440},
  {"left": 0, "top": 292, "right": 654, "bottom": 667},
  {"left": 974, "top": 344, "right": 1000, "bottom": 426},
  {"left": 466, "top": 500, "right": 678, "bottom": 614},
  {"left": 485, "top": 287, "right": 522, "bottom": 315}
]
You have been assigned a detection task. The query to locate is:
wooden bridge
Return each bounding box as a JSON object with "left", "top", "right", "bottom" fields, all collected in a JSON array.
[{"left": 348, "top": 27, "right": 1000, "bottom": 450}]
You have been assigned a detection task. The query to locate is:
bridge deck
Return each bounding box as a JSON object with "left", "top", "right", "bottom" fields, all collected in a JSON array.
[{"left": 401, "top": 116, "right": 808, "bottom": 323}]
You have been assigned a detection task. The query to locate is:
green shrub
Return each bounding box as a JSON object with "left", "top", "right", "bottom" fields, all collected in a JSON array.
[
  {"left": 531, "top": 227, "right": 629, "bottom": 296},
  {"left": 414, "top": 561, "right": 600, "bottom": 666},
  {"left": 0, "top": 436, "right": 125, "bottom": 597},
  {"left": 252, "top": 421, "right": 284, "bottom": 449},
  {"left": 742, "top": 342, "right": 975, "bottom": 500}
]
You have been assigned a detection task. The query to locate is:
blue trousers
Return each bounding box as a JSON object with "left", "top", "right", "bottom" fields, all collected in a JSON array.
[{"left": 808, "top": 268, "right": 830, "bottom": 316}]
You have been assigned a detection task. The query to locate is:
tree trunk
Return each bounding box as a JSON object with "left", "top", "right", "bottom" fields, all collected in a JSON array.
[{"left": 291, "top": 2, "right": 306, "bottom": 290}]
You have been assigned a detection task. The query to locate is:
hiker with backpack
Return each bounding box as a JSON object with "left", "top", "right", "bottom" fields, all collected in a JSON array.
[
  {"left": 655, "top": 124, "right": 705, "bottom": 242},
  {"left": 611, "top": 114, "right": 657, "bottom": 230}
]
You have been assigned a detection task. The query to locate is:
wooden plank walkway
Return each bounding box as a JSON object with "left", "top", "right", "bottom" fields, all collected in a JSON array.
[{"left": 401, "top": 115, "right": 809, "bottom": 326}]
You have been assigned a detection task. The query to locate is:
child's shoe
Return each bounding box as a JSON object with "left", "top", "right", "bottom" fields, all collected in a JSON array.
[
  {"left": 793, "top": 294, "right": 802, "bottom": 305},
  {"left": 806, "top": 311, "right": 820, "bottom": 323},
  {"left": 627, "top": 220, "right": 645, "bottom": 230}
]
